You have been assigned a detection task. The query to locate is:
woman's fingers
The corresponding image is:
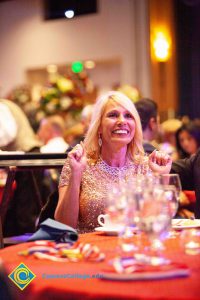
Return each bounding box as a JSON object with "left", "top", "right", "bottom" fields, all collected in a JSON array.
[
  {"left": 68, "top": 144, "right": 84, "bottom": 162},
  {"left": 149, "top": 150, "right": 172, "bottom": 174},
  {"left": 149, "top": 150, "right": 171, "bottom": 166}
]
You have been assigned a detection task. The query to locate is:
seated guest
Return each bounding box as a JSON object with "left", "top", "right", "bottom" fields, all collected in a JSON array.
[
  {"left": 159, "top": 118, "right": 182, "bottom": 160},
  {"left": 64, "top": 104, "right": 94, "bottom": 147},
  {"left": 37, "top": 115, "right": 69, "bottom": 153},
  {"left": 135, "top": 98, "right": 159, "bottom": 154},
  {"left": 172, "top": 150, "right": 200, "bottom": 219},
  {"left": 37, "top": 115, "right": 69, "bottom": 192},
  {"left": 0, "top": 99, "right": 41, "bottom": 152},
  {"left": 0, "top": 99, "right": 50, "bottom": 236},
  {"left": 55, "top": 91, "right": 172, "bottom": 232},
  {"left": 173, "top": 121, "right": 200, "bottom": 218},
  {"left": 175, "top": 120, "right": 200, "bottom": 159}
]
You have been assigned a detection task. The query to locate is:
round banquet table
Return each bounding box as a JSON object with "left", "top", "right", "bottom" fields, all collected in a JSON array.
[{"left": 0, "top": 232, "right": 200, "bottom": 300}]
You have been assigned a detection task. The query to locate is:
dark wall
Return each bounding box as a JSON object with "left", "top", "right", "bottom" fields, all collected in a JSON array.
[{"left": 175, "top": 0, "right": 200, "bottom": 118}]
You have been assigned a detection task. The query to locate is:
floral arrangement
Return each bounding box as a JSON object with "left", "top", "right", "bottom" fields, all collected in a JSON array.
[
  {"left": 7, "top": 84, "right": 40, "bottom": 131},
  {"left": 38, "top": 70, "right": 95, "bottom": 121},
  {"left": 8, "top": 84, "right": 32, "bottom": 107}
]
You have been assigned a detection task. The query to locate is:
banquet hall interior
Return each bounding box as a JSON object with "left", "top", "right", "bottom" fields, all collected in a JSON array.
[{"left": 1, "top": 0, "right": 200, "bottom": 299}]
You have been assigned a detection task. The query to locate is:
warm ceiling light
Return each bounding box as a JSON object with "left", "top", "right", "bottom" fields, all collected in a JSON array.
[
  {"left": 84, "top": 60, "right": 96, "bottom": 69},
  {"left": 153, "top": 31, "right": 171, "bottom": 62}
]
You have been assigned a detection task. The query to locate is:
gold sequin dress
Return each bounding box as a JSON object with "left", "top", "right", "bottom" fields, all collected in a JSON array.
[{"left": 59, "top": 156, "right": 149, "bottom": 233}]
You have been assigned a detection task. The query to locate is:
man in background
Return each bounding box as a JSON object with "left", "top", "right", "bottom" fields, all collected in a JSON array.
[
  {"left": 135, "top": 98, "right": 159, "bottom": 154},
  {"left": 37, "top": 115, "right": 69, "bottom": 153},
  {"left": 172, "top": 150, "right": 200, "bottom": 219},
  {"left": 65, "top": 104, "right": 94, "bottom": 147}
]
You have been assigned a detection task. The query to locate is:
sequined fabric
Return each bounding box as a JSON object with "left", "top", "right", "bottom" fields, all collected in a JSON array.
[{"left": 59, "top": 156, "right": 150, "bottom": 233}]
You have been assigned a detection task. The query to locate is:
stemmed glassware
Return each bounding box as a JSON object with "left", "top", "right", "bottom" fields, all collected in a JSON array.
[
  {"left": 162, "top": 185, "right": 179, "bottom": 219},
  {"left": 105, "top": 180, "right": 139, "bottom": 256},
  {"left": 159, "top": 174, "right": 182, "bottom": 207},
  {"left": 136, "top": 185, "right": 172, "bottom": 265},
  {"left": 159, "top": 174, "right": 182, "bottom": 238},
  {"left": 105, "top": 182, "right": 128, "bottom": 229},
  {"left": 105, "top": 171, "right": 178, "bottom": 266}
]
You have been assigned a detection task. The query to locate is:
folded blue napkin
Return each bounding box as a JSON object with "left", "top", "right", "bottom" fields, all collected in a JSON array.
[{"left": 28, "top": 218, "right": 78, "bottom": 243}]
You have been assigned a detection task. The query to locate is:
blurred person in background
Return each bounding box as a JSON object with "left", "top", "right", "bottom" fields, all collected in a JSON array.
[
  {"left": 135, "top": 98, "right": 160, "bottom": 154},
  {"left": 37, "top": 115, "right": 69, "bottom": 194},
  {"left": 37, "top": 115, "right": 69, "bottom": 153},
  {"left": 0, "top": 99, "right": 41, "bottom": 152},
  {"left": 175, "top": 120, "right": 200, "bottom": 159},
  {"left": 81, "top": 104, "right": 94, "bottom": 134},
  {"left": 0, "top": 99, "right": 50, "bottom": 237},
  {"left": 159, "top": 118, "right": 182, "bottom": 160},
  {"left": 65, "top": 104, "right": 94, "bottom": 148},
  {"left": 173, "top": 120, "right": 200, "bottom": 218},
  {"left": 71, "top": 104, "right": 94, "bottom": 146},
  {"left": 172, "top": 148, "right": 200, "bottom": 219}
]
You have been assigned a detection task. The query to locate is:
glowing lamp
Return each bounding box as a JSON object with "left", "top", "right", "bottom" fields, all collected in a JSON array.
[{"left": 153, "top": 32, "right": 171, "bottom": 62}]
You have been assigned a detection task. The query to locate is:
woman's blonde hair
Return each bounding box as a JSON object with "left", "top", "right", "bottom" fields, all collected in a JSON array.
[{"left": 84, "top": 91, "right": 144, "bottom": 161}]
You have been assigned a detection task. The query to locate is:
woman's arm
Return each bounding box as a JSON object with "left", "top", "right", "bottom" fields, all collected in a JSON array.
[
  {"left": 54, "top": 143, "right": 86, "bottom": 228},
  {"left": 55, "top": 171, "right": 82, "bottom": 228}
]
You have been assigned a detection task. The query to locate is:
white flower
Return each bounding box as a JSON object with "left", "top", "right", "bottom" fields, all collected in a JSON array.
[
  {"left": 60, "top": 97, "right": 72, "bottom": 110},
  {"left": 46, "top": 102, "right": 56, "bottom": 113}
]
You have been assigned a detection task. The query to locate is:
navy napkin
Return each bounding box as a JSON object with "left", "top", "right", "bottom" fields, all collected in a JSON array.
[{"left": 28, "top": 218, "right": 78, "bottom": 243}]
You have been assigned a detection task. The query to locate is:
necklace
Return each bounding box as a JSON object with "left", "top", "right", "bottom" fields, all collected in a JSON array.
[{"left": 97, "top": 156, "right": 131, "bottom": 177}]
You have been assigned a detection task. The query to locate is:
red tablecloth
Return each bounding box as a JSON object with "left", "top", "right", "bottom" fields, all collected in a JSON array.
[
  {"left": 0, "top": 232, "right": 200, "bottom": 300},
  {"left": 183, "top": 190, "right": 196, "bottom": 203}
]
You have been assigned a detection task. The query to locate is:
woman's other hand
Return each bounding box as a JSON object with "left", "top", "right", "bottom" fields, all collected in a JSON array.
[
  {"left": 68, "top": 142, "right": 87, "bottom": 174},
  {"left": 149, "top": 150, "right": 172, "bottom": 174}
]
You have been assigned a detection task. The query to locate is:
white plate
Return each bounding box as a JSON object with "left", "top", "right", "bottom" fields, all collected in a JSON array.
[
  {"left": 95, "top": 226, "right": 138, "bottom": 236},
  {"left": 95, "top": 226, "right": 123, "bottom": 236},
  {"left": 172, "top": 219, "right": 200, "bottom": 229}
]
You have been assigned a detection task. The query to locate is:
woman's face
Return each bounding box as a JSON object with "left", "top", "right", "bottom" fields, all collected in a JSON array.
[
  {"left": 99, "top": 100, "right": 136, "bottom": 147},
  {"left": 179, "top": 130, "right": 198, "bottom": 155}
]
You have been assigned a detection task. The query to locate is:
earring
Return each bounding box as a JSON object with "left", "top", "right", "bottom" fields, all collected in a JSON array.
[{"left": 98, "top": 134, "right": 102, "bottom": 147}]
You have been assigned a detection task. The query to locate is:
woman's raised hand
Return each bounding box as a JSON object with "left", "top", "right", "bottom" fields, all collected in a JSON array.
[
  {"left": 68, "top": 141, "right": 87, "bottom": 174},
  {"left": 149, "top": 150, "right": 172, "bottom": 174}
]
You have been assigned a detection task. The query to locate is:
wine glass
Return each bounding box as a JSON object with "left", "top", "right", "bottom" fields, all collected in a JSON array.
[
  {"left": 162, "top": 185, "right": 179, "bottom": 218},
  {"left": 137, "top": 187, "right": 171, "bottom": 265},
  {"left": 159, "top": 174, "right": 182, "bottom": 206},
  {"left": 106, "top": 181, "right": 139, "bottom": 256},
  {"left": 105, "top": 183, "right": 128, "bottom": 228},
  {"left": 159, "top": 174, "right": 182, "bottom": 239}
]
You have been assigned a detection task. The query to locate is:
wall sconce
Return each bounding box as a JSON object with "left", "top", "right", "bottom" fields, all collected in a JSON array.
[{"left": 152, "top": 30, "right": 171, "bottom": 62}]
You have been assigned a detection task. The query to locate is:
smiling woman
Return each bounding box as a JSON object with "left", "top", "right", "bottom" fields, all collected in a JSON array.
[
  {"left": 99, "top": 102, "right": 136, "bottom": 160},
  {"left": 54, "top": 91, "right": 172, "bottom": 233}
]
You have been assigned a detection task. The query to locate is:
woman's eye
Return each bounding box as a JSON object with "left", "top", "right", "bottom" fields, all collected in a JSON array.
[
  {"left": 107, "top": 112, "right": 118, "bottom": 117},
  {"left": 125, "top": 113, "right": 133, "bottom": 119}
]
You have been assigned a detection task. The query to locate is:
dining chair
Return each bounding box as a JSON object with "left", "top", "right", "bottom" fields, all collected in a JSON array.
[{"left": 37, "top": 189, "right": 59, "bottom": 226}]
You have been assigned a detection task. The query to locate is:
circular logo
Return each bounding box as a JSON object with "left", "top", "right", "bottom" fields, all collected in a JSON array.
[{"left": 13, "top": 268, "right": 30, "bottom": 285}]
